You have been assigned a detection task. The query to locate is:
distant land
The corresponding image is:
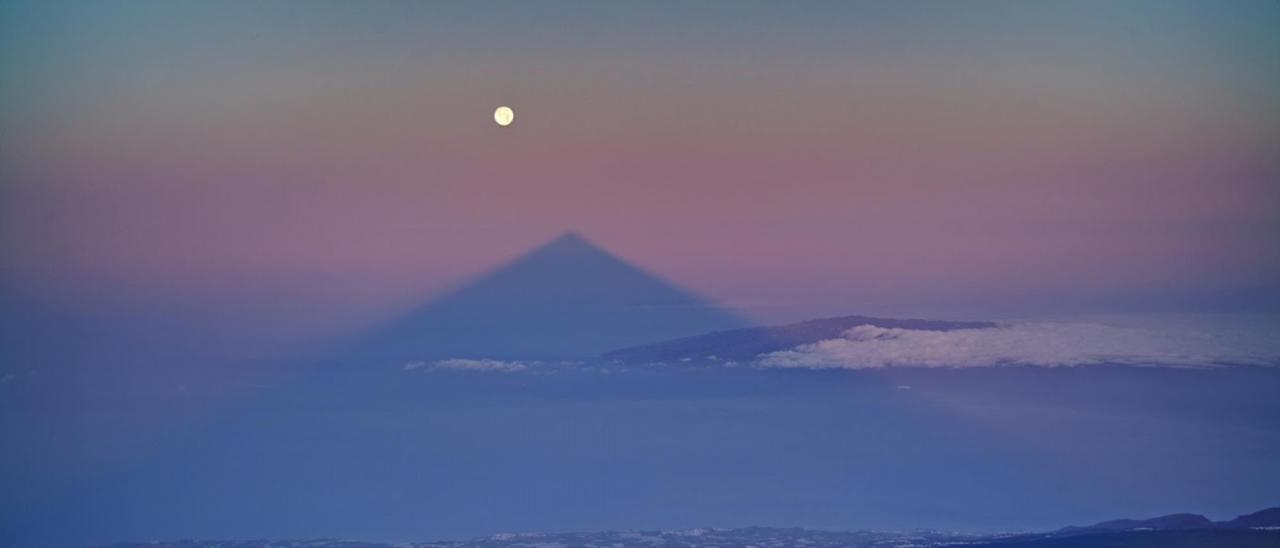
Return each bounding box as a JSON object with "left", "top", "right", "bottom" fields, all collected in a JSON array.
[
  {"left": 604, "top": 314, "right": 997, "bottom": 363},
  {"left": 98, "top": 507, "right": 1280, "bottom": 548}
]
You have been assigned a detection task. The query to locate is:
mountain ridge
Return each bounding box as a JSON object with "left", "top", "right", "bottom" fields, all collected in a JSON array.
[
  {"left": 604, "top": 314, "right": 997, "bottom": 363},
  {"left": 95, "top": 506, "right": 1280, "bottom": 548},
  {"left": 1056, "top": 506, "right": 1280, "bottom": 535}
]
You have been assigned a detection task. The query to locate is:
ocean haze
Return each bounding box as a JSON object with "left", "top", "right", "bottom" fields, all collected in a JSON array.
[{"left": 5, "top": 362, "right": 1279, "bottom": 545}]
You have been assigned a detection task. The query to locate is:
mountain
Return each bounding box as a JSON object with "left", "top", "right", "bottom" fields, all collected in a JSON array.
[
  {"left": 603, "top": 314, "right": 996, "bottom": 363},
  {"left": 348, "top": 232, "right": 745, "bottom": 362},
  {"left": 1049, "top": 507, "right": 1280, "bottom": 539},
  {"left": 1221, "top": 507, "right": 1280, "bottom": 528},
  {"left": 973, "top": 529, "right": 1280, "bottom": 547},
  {"left": 96, "top": 507, "right": 1280, "bottom": 548},
  {"left": 1059, "top": 513, "right": 1214, "bottom": 533}
]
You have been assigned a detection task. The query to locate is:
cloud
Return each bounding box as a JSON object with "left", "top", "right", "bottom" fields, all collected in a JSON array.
[
  {"left": 757, "top": 319, "right": 1280, "bottom": 370},
  {"left": 404, "top": 358, "right": 530, "bottom": 372}
]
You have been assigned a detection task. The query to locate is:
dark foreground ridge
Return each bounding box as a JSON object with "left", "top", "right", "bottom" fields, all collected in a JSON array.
[
  {"left": 99, "top": 507, "right": 1280, "bottom": 548},
  {"left": 604, "top": 314, "right": 997, "bottom": 363}
]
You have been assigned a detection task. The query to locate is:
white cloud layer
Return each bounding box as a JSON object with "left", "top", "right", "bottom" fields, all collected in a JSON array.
[
  {"left": 404, "top": 358, "right": 530, "bottom": 372},
  {"left": 757, "top": 318, "right": 1280, "bottom": 370}
]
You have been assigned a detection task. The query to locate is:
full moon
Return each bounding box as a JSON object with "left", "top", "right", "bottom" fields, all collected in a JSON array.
[{"left": 494, "top": 106, "right": 514, "bottom": 127}]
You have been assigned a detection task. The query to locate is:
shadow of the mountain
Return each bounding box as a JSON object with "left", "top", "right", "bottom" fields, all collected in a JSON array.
[{"left": 346, "top": 232, "right": 748, "bottom": 363}]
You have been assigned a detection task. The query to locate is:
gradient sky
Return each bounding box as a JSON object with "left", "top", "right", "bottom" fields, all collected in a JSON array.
[
  {"left": 3, "top": 5, "right": 1280, "bottom": 544},
  {"left": 3, "top": 1, "right": 1279, "bottom": 338}
]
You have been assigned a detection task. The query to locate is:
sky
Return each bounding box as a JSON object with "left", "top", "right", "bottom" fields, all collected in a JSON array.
[
  {"left": 2, "top": 1, "right": 1279, "bottom": 334},
  {"left": 2, "top": 3, "right": 1280, "bottom": 544}
]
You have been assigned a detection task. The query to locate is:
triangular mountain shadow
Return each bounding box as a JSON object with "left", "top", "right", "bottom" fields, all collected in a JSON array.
[{"left": 347, "top": 232, "right": 747, "bottom": 363}]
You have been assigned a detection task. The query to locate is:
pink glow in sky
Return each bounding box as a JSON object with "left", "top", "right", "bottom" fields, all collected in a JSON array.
[{"left": 2, "top": 2, "right": 1278, "bottom": 334}]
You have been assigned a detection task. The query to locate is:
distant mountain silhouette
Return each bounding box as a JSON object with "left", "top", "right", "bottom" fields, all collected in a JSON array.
[
  {"left": 96, "top": 506, "right": 1280, "bottom": 548},
  {"left": 980, "top": 529, "right": 1280, "bottom": 547},
  {"left": 1059, "top": 513, "right": 1215, "bottom": 533},
  {"left": 1054, "top": 507, "right": 1280, "bottom": 536},
  {"left": 349, "top": 232, "right": 745, "bottom": 362},
  {"left": 604, "top": 314, "right": 996, "bottom": 363},
  {"left": 1222, "top": 507, "right": 1280, "bottom": 528}
]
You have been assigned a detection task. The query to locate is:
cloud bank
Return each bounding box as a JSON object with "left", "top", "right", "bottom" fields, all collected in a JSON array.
[
  {"left": 404, "top": 359, "right": 530, "bottom": 372},
  {"left": 757, "top": 319, "right": 1280, "bottom": 370}
]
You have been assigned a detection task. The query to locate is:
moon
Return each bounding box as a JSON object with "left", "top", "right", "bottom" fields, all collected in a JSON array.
[{"left": 494, "top": 106, "right": 514, "bottom": 127}]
